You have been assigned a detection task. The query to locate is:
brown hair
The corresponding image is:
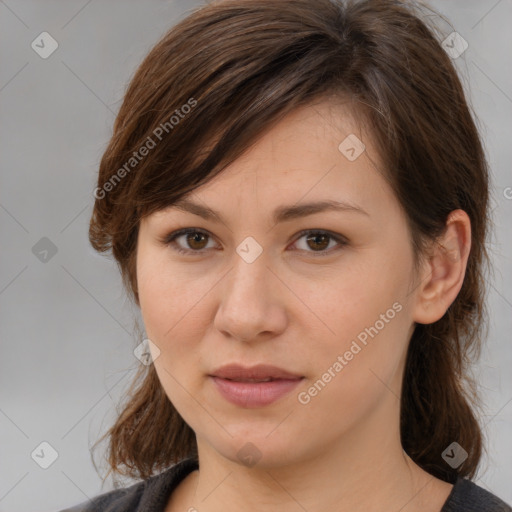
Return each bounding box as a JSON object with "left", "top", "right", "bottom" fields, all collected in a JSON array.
[{"left": 89, "top": 0, "right": 491, "bottom": 486}]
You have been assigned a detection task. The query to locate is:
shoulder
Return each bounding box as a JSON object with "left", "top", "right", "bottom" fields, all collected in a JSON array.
[
  {"left": 56, "top": 482, "right": 144, "bottom": 512},
  {"left": 442, "top": 476, "right": 512, "bottom": 512},
  {"left": 57, "top": 458, "right": 199, "bottom": 512}
]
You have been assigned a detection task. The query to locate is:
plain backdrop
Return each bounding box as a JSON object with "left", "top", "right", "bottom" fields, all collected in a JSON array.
[{"left": 0, "top": 1, "right": 511, "bottom": 510}]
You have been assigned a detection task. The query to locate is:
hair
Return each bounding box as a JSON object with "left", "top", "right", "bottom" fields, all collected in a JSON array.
[{"left": 89, "top": 0, "right": 492, "bottom": 486}]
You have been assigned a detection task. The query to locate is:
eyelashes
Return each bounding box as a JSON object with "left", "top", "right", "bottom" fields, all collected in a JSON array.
[
  {"left": 163, "top": 228, "right": 348, "bottom": 257},
  {"left": 164, "top": 228, "right": 215, "bottom": 255}
]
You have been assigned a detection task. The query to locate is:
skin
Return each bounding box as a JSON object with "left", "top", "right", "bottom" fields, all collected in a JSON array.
[{"left": 136, "top": 98, "right": 471, "bottom": 512}]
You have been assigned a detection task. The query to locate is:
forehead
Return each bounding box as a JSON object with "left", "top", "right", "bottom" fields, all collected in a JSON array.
[
  {"left": 190, "top": 101, "right": 385, "bottom": 198},
  {"left": 145, "top": 98, "right": 397, "bottom": 225},
  {"left": 240, "top": 99, "right": 367, "bottom": 161}
]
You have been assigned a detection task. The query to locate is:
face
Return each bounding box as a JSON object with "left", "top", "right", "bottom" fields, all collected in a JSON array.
[{"left": 136, "top": 99, "right": 420, "bottom": 468}]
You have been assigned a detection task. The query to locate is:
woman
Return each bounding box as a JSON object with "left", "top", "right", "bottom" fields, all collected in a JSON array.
[{"left": 61, "top": 0, "right": 511, "bottom": 510}]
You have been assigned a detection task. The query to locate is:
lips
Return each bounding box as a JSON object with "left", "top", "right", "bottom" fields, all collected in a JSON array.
[
  {"left": 209, "top": 363, "right": 303, "bottom": 382},
  {"left": 209, "top": 364, "right": 304, "bottom": 407}
]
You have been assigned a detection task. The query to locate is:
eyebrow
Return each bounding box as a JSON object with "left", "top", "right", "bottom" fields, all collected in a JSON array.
[{"left": 170, "top": 198, "right": 369, "bottom": 225}]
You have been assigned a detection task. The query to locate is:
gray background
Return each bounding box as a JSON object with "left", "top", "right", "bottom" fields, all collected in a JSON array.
[{"left": 0, "top": 1, "right": 511, "bottom": 510}]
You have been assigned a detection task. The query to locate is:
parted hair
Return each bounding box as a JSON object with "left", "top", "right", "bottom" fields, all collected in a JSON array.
[{"left": 89, "top": 0, "right": 491, "bottom": 485}]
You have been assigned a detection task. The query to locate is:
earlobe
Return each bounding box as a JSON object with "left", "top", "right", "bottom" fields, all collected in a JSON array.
[{"left": 412, "top": 210, "right": 471, "bottom": 325}]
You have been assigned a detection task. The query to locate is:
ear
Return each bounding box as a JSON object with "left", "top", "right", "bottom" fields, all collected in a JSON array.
[{"left": 412, "top": 209, "right": 471, "bottom": 325}]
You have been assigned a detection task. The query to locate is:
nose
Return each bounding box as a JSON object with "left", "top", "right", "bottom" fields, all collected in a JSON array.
[{"left": 213, "top": 249, "right": 287, "bottom": 343}]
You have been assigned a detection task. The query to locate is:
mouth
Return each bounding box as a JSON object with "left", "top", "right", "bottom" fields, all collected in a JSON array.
[
  {"left": 209, "top": 376, "right": 304, "bottom": 408},
  {"left": 220, "top": 377, "right": 293, "bottom": 382},
  {"left": 209, "top": 363, "right": 304, "bottom": 381},
  {"left": 208, "top": 364, "right": 304, "bottom": 408}
]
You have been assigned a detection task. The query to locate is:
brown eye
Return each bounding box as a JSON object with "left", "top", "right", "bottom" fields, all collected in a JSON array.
[
  {"left": 164, "top": 228, "right": 215, "bottom": 255},
  {"left": 291, "top": 230, "right": 347, "bottom": 256},
  {"left": 305, "top": 232, "right": 330, "bottom": 251},
  {"left": 185, "top": 231, "right": 209, "bottom": 250}
]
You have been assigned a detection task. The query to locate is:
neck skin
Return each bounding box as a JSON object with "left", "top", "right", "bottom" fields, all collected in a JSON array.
[{"left": 167, "top": 378, "right": 454, "bottom": 512}]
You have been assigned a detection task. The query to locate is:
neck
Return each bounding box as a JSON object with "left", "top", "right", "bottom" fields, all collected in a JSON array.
[{"left": 175, "top": 397, "right": 450, "bottom": 512}]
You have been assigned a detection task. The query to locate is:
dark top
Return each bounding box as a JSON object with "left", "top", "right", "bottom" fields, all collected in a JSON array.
[{"left": 58, "top": 457, "right": 512, "bottom": 512}]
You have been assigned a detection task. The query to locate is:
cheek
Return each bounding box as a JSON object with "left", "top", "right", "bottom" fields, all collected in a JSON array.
[
  {"left": 298, "top": 307, "right": 409, "bottom": 434},
  {"left": 137, "top": 252, "right": 178, "bottom": 340},
  {"left": 136, "top": 254, "right": 212, "bottom": 355},
  {"left": 306, "top": 259, "right": 410, "bottom": 382}
]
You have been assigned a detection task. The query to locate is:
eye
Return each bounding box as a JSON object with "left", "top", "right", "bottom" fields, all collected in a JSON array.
[
  {"left": 162, "top": 228, "right": 347, "bottom": 256},
  {"left": 164, "top": 228, "right": 216, "bottom": 255},
  {"left": 289, "top": 229, "right": 348, "bottom": 256}
]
